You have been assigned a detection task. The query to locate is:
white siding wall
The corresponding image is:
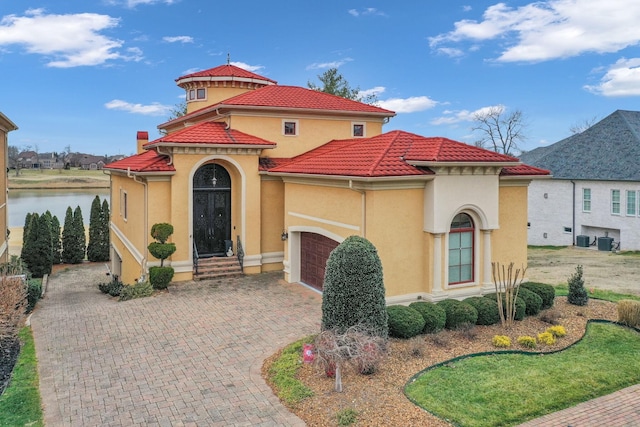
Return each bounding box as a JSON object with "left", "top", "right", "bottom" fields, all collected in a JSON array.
[
  {"left": 527, "top": 179, "right": 574, "bottom": 246},
  {"left": 528, "top": 179, "right": 640, "bottom": 250}
]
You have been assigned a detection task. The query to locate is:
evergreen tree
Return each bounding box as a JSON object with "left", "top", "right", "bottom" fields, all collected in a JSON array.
[
  {"left": 21, "top": 213, "right": 38, "bottom": 271},
  {"left": 100, "top": 198, "right": 110, "bottom": 260},
  {"left": 29, "top": 214, "right": 53, "bottom": 278},
  {"left": 50, "top": 215, "right": 62, "bottom": 264},
  {"left": 73, "top": 206, "right": 86, "bottom": 263},
  {"left": 87, "top": 196, "right": 102, "bottom": 262},
  {"left": 62, "top": 206, "right": 83, "bottom": 264},
  {"left": 321, "top": 236, "right": 388, "bottom": 339},
  {"left": 567, "top": 265, "right": 589, "bottom": 306},
  {"left": 20, "top": 212, "right": 34, "bottom": 261}
]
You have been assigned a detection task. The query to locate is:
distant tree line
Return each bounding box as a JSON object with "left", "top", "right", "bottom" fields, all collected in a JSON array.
[{"left": 20, "top": 195, "right": 110, "bottom": 278}]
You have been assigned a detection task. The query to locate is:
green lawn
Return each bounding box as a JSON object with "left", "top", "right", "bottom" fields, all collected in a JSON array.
[
  {"left": 405, "top": 321, "right": 640, "bottom": 427},
  {"left": 0, "top": 327, "right": 43, "bottom": 427}
]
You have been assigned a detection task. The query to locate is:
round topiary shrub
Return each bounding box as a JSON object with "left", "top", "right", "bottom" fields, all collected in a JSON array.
[
  {"left": 484, "top": 293, "right": 526, "bottom": 321},
  {"left": 436, "top": 299, "right": 478, "bottom": 330},
  {"left": 149, "top": 266, "right": 174, "bottom": 290},
  {"left": 408, "top": 301, "right": 446, "bottom": 334},
  {"left": 521, "top": 282, "right": 555, "bottom": 309},
  {"left": 517, "top": 287, "right": 543, "bottom": 316},
  {"left": 321, "top": 236, "right": 388, "bottom": 339},
  {"left": 463, "top": 297, "right": 500, "bottom": 325},
  {"left": 387, "top": 305, "right": 426, "bottom": 339}
]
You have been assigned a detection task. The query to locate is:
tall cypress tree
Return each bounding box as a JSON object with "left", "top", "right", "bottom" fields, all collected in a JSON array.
[
  {"left": 50, "top": 215, "right": 62, "bottom": 264},
  {"left": 21, "top": 213, "right": 38, "bottom": 271},
  {"left": 29, "top": 214, "right": 53, "bottom": 278},
  {"left": 62, "top": 206, "right": 75, "bottom": 263},
  {"left": 87, "top": 196, "right": 102, "bottom": 262},
  {"left": 20, "top": 212, "right": 34, "bottom": 261},
  {"left": 73, "top": 206, "right": 86, "bottom": 263},
  {"left": 100, "top": 198, "right": 110, "bottom": 261}
]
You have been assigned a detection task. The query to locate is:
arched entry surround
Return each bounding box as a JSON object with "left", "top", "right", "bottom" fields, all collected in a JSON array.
[
  {"left": 187, "top": 156, "right": 246, "bottom": 266},
  {"left": 285, "top": 226, "right": 345, "bottom": 291}
]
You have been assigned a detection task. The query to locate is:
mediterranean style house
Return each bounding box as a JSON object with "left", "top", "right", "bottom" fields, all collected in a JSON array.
[
  {"left": 521, "top": 110, "right": 640, "bottom": 251},
  {"left": 104, "top": 64, "right": 548, "bottom": 303},
  {"left": 0, "top": 112, "right": 18, "bottom": 263}
]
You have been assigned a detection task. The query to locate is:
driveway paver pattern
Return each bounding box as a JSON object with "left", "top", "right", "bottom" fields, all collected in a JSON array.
[{"left": 31, "top": 264, "right": 322, "bottom": 426}]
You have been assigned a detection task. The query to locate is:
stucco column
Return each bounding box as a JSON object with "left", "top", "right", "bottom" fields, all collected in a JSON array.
[
  {"left": 432, "top": 233, "right": 445, "bottom": 297},
  {"left": 482, "top": 229, "right": 493, "bottom": 292}
]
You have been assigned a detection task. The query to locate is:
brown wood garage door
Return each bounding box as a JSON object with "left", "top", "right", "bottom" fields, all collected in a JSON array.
[{"left": 300, "top": 232, "right": 339, "bottom": 291}]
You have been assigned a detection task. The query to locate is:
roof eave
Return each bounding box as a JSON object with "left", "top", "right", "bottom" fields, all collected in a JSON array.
[
  {"left": 145, "top": 142, "right": 276, "bottom": 149},
  {"left": 212, "top": 104, "right": 395, "bottom": 118},
  {"left": 500, "top": 174, "right": 552, "bottom": 180},
  {"left": 264, "top": 171, "right": 434, "bottom": 182},
  {"left": 103, "top": 167, "right": 176, "bottom": 176},
  {"left": 176, "top": 76, "right": 276, "bottom": 86},
  {"left": 408, "top": 160, "right": 521, "bottom": 168}
]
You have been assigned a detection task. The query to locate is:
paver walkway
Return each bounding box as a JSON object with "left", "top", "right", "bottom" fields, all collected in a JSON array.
[
  {"left": 30, "top": 263, "right": 640, "bottom": 426},
  {"left": 30, "top": 264, "right": 322, "bottom": 426}
]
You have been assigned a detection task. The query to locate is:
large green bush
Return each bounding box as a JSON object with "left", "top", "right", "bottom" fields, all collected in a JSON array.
[
  {"left": 408, "top": 301, "right": 446, "bottom": 334},
  {"left": 521, "top": 282, "right": 555, "bottom": 309},
  {"left": 484, "top": 293, "right": 526, "bottom": 320},
  {"left": 149, "top": 266, "right": 174, "bottom": 290},
  {"left": 436, "top": 299, "right": 478, "bottom": 330},
  {"left": 387, "top": 305, "right": 425, "bottom": 339},
  {"left": 463, "top": 297, "right": 500, "bottom": 326},
  {"left": 321, "top": 236, "right": 388, "bottom": 339},
  {"left": 517, "top": 288, "right": 543, "bottom": 316}
]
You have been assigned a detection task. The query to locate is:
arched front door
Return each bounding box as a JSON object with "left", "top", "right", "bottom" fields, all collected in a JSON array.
[{"left": 193, "top": 163, "right": 231, "bottom": 257}]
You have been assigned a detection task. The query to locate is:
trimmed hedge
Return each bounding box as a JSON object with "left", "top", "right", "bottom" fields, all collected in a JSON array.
[
  {"left": 463, "top": 297, "right": 500, "bottom": 326},
  {"left": 521, "top": 282, "right": 556, "bottom": 309},
  {"left": 149, "top": 266, "right": 174, "bottom": 290},
  {"left": 518, "top": 287, "right": 543, "bottom": 316},
  {"left": 484, "top": 293, "right": 526, "bottom": 320},
  {"left": 436, "top": 299, "right": 478, "bottom": 330},
  {"left": 409, "top": 301, "right": 446, "bottom": 334},
  {"left": 387, "top": 305, "right": 425, "bottom": 339}
]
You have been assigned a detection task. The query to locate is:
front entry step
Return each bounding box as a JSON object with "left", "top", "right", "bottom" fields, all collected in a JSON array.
[{"left": 194, "top": 256, "right": 243, "bottom": 280}]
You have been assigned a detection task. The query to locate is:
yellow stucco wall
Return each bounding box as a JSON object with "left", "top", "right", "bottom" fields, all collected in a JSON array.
[
  {"left": 260, "top": 177, "right": 285, "bottom": 261},
  {"left": 492, "top": 183, "right": 529, "bottom": 269},
  {"left": 183, "top": 84, "right": 267, "bottom": 114}
]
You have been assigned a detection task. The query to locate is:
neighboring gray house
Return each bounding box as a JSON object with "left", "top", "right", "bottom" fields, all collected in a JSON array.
[{"left": 520, "top": 110, "right": 640, "bottom": 250}]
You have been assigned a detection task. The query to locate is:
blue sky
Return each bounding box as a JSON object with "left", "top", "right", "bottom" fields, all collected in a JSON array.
[{"left": 1, "top": 0, "right": 640, "bottom": 157}]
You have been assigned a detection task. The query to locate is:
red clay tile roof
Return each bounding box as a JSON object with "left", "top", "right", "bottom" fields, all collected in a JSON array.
[
  {"left": 219, "top": 85, "right": 394, "bottom": 115},
  {"left": 500, "top": 164, "right": 550, "bottom": 176},
  {"left": 145, "top": 122, "right": 276, "bottom": 148},
  {"left": 266, "top": 130, "right": 543, "bottom": 178},
  {"left": 176, "top": 64, "right": 277, "bottom": 84},
  {"left": 103, "top": 149, "right": 175, "bottom": 173},
  {"left": 258, "top": 157, "right": 293, "bottom": 171}
]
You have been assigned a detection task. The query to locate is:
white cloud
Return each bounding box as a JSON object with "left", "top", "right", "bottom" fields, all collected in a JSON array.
[
  {"left": 430, "top": 105, "right": 504, "bottom": 125},
  {"left": 584, "top": 57, "right": 640, "bottom": 96},
  {"left": 359, "top": 86, "right": 386, "bottom": 98},
  {"left": 229, "top": 61, "right": 264, "bottom": 72},
  {"left": 127, "top": 0, "right": 177, "bottom": 7},
  {"left": 430, "top": 0, "right": 640, "bottom": 62},
  {"left": 163, "top": 36, "right": 193, "bottom": 43},
  {"left": 378, "top": 96, "right": 438, "bottom": 113},
  {"left": 105, "top": 99, "right": 173, "bottom": 116},
  {"left": 348, "top": 8, "right": 386, "bottom": 17},
  {"left": 434, "top": 47, "right": 465, "bottom": 58},
  {"left": 0, "top": 9, "right": 134, "bottom": 67},
  {"left": 306, "top": 58, "right": 354, "bottom": 70}
]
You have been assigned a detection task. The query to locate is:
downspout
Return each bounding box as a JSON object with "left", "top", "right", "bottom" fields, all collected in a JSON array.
[
  {"left": 348, "top": 180, "right": 366, "bottom": 238},
  {"left": 156, "top": 146, "right": 173, "bottom": 166},
  {"left": 127, "top": 168, "right": 149, "bottom": 280},
  {"left": 571, "top": 180, "right": 576, "bottom": 246}
]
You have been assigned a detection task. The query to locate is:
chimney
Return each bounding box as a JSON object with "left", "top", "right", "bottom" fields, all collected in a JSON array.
[{"left": 136, "top": 131, "right": 149, "bottom": 154}]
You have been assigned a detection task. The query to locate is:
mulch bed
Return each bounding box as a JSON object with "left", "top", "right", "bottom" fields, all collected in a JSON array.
[{"left": 264, "top": 297, "right": 620, "bottom": 427}]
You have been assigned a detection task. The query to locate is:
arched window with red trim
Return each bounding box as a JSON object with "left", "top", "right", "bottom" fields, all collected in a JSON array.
[{"left": 448, "top": 213, "right": 474, "bottom": 285}]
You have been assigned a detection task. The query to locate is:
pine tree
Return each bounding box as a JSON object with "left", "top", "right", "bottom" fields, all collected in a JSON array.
[
  {"left": 29, "top": 214, "right": 53, "bottom": 278},
  {"left": 73, "top": 206, "right": 86, "bottom": 263},
  {"left": 20, "top": 212, "right": 34, "bottom": 261},
  {"left": 99, "top": 198, "right": 110, "bottom": 261},
  {"left": 62, "top": 206, "right": 82, "bottom": 264},
  {"left": 567, "top": 265, "right": 588, "bottom": 306},
  {"left": 321, "top": 236, "right": 388, "bottom": 339},
  {"left": 87, "top": 196, "right": 102, "bottom": 262},
  {"left": 21, "top": 213, "right": 38, "bottom": 271},
  {"left": 50, "top": 215, "right": 62, "bottom": 264}
]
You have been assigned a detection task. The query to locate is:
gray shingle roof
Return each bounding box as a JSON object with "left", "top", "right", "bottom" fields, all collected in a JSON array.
[{"left": 519, "top": 110, "right": 640, "bottom": 181}]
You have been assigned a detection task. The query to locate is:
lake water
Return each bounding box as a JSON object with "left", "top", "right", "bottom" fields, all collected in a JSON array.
[{"left": 8, "top": 189, "right": 110, "bottom": 227}]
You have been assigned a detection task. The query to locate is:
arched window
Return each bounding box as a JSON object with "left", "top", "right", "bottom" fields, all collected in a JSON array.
[{"left": 448, "top": 213, "right": 474, "bottom": 285}]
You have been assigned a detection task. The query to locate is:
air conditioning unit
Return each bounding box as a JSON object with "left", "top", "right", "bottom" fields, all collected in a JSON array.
[
  {"left": 597, "top": 237, "right": 613, "bottom": 251},
  {"left": 576, "top": 235, "right": 590, "bottom": 248}
]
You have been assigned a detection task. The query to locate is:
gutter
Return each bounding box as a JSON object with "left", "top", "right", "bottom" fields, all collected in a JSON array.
[{"left": 571, "top": 180, "right": 576, "bottom": 246}]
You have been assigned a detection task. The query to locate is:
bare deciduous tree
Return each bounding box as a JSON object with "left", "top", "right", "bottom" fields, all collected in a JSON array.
[
  {"left": 492, "top": 262, "right": 527, "bottom": 328},
  {"left": 472, "top": 106, "right": 527, "bottom": 156},
  {"left": 569, "top": 116, "right": 599, "bottom": 134}
]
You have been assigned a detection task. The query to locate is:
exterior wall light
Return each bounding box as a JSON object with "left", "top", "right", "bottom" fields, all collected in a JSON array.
[{"left": 281, "top": 230, "right": 288, "bottom": 241}]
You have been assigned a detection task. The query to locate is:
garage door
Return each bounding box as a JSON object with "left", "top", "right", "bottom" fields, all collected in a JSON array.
[{"left": 300, "top": 232, "right": 339, "bottom": 291}]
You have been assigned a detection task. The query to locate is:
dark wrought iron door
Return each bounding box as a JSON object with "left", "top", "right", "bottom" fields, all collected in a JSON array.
[{"left": 193, "top": 164, "right": 231, "bottom": 257}]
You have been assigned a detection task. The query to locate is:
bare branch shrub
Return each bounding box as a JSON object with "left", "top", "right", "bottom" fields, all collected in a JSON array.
[
  {"left": 314, "top": 325, "right": 387, "bottom": 392},
  {"left": 617, "top": 300, "right": 640, "bottom": 327},
  {"left": 0, "top": 276, "right": 27, "bottom": 339},
  {"left": 539, "top": 308, "right": 562, "bottom": 325},
  {"left": 492, "top": 262, "right": 527, "bottom": 328},
  {"left": 428, "top": 333, "right": 451, "bottom": 348}
]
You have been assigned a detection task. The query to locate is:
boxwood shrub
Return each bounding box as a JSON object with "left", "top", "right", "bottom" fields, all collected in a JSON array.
[
  {"left": 521, "top": 282, "right": 556, "bottom": 309},
  {"left": 387, "top": 305, "right": 426, "bottom": 339},
  {"left": 484, "top": 293, "right": 526, "bottom": 320},
  {"left": 517, "top": 287, "right": 543, "bottom": 316},
  {"left": 408, "top": 301, "right": 446, "bottom": 334},
  {"left": 436, "top": 299, "right": 478, "bottom": 330},
  {"left": 463, "top": 297, "right": 500, "bottom": 325}
]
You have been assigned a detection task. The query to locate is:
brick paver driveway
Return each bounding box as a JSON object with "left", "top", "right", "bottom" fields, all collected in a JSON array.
[{"left": 30, "top": 264, "right": 322, "bottom": 426}]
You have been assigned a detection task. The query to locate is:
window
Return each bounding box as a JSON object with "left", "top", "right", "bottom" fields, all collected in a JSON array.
[
  {"left": 121, "top": 189, "right": 128, "bottom": 221},
  {"left": 352, "top": 123, "right": 365, "bottom": 137},
  {"left": 187, "top": 88, "right": 206, "bottom": 101},
  {"left": 196, "top": 88, "right": 206, "bottom": 99},
  {"left": 188, "top": 89, "right": 195, "bottom": 100},
  {"left": 448, "top": 213, "right": 474, "bottom": 285},
  {"left": 626, "top": 190, "right": 637, "bottom": 216},
  {"left": 611, "top": 189, "right": 621, "bottom": 215},
  {"left": 563, "top": 226, "right": 572, "bottom": 233},
  {"left": 582, "top": 188, "right": 591, "bottom": 212},
  {"left": 283, "top": 120, "right": 298, "bottom": 136}
]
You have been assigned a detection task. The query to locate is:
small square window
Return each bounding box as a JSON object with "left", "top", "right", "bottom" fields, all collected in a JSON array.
[
  {"left": 563, "top": 227, "right": 572, "bottom": 233},
  {"left": 283, "top": 120, "right": 298, "bottom": 136},
  {"left": 353, "top": 123, "right": 365, "bottom": 137},
  {"left": 196, "top": 88, "right": 206, "bottom": 99},
  {"left": 188, "top": 89, "right": 195, "bottom": 100}
]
